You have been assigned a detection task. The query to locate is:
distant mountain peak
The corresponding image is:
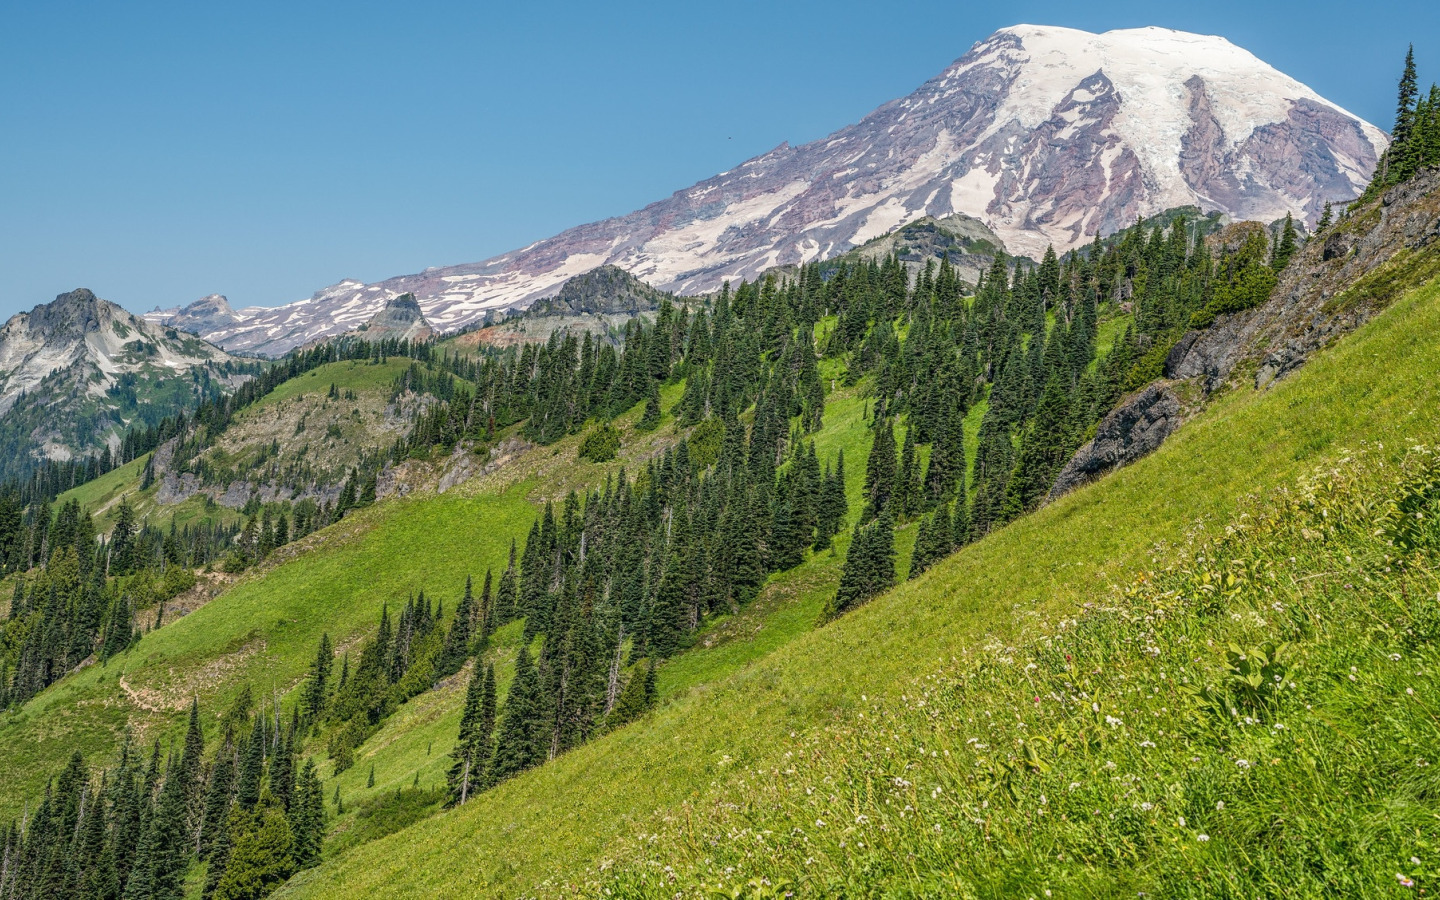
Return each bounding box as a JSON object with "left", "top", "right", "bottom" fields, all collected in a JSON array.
[
  {"left": 0, "top": 289, "right": 242, "bottom": 477},
  {"left": 178, "top": 24, "right": 1386, "bottom": 356}
]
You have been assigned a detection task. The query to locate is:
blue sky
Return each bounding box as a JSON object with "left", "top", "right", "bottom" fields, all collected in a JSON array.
[{"left": 0, "top": 0, "right": 1433, "bottom": 320}]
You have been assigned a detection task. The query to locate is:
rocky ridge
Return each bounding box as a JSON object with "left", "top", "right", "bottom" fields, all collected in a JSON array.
[
  {"left": 0, "top": 289, "right": 245, "bottom": 477},
  {"left": 1049, "top": 167, "right": 1440, "bottom": 500}
]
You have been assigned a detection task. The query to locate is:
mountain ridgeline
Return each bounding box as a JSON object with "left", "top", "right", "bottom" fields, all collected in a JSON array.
[{"left": 146, "top": 24, "right": 1386, "bottom": 357}]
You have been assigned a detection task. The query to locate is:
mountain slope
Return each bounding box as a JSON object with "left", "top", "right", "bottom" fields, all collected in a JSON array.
[
  {"left": 166, "top": 24, "right": 1386, "bottom": 357},
  {"left": 277, "top": 267, "right": 1440, "bottom": 899},
  {"left": 0, "top": 288, "right": 247, "bottom": 479}
]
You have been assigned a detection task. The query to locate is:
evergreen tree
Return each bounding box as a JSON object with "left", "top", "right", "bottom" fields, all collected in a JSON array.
[
  {"left": 212, "top": 791, "right": 294, "bottom": 900},
  {"left": 301, "top": 633, "right": 333, "bottom": 723},
  {"left": 287, "top": 759, "right": 325, "bottom": 870},
  {"left": 895, "top": 426, "right": 920, "bottom": 519},
  {"left": 491, "top": 648, "right": 545, "bottom": 781},
  {"left": 829, "top": 508, "right": 896, "bottom": 617},
  {"left": 436, "top": 577, "right": 474, "bottom": 678},
  {"left": 110, "top": 500, "right": 136, "bottom": 577},
  {"left": 636, "top": 379, "right": 662, "bottom": 431},
  {"left": 199, "top": 736, "right": 236, "bottom": 859},
  {"left": 862, "top": 418, "right": 896, "bottom": 521},
  {"left": 605, "top": 659, "right": 655, "bottom": 729},
  {"left": 446, "top": 663, "right": 495, "bottom": 805},
  {"left": 1272, "top": 213, "right": 1298, "bottom": 272},
  {"left": 234, "top": 721, "right": 265, "bottom": 810}
]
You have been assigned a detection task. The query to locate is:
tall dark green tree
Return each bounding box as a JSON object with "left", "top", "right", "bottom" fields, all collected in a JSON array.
[{"left": 491, "top": 648, "right": 545, "bottom": 781}]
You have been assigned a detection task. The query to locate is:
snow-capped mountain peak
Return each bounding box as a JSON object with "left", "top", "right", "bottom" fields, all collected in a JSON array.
[{"left": 160, "top": 24, "right": 1386, "bottom": 356}]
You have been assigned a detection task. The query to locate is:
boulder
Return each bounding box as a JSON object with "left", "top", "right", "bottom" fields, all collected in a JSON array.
[{"left": 1047, "top": 385, "right": 1182, "bottom": 502}]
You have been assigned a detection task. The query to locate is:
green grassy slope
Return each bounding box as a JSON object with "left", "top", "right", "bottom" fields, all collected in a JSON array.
[
  {"left": 0, "top": 479, "right": 537, "bottom": 817},
  {"left": 311, "top": 385, "right": 890, "bottom": 835},
  {"left": 53, "top": 357, "right": 425, "bottom": 537},
  {"left": 0, "top": 375, "right": 839, "bottom": 822},
  {"left": 278, "top": 276, "right": 1440, "bottom": 897}
]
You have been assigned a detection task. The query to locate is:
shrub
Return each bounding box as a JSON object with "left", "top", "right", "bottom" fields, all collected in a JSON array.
[{"left": 578, "top": 424, "right": 621, "bottom": 463}]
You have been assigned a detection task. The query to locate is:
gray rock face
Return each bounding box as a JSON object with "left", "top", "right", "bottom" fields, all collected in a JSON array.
[
  {"left": 150, "top": 295, "right": 239, "bottom": 337},
  {"left": 1047, "top": 385, "right": 1182, "bottom": 501},
  {"left": 155, "top": 25, "right": 1385, "bottom": 357},
  {"left": 526, "top": 266, "right": 669, "bottom": 317},
  {"left": 1169, "top": 166, "right": 1440, "bottom": 394},
  {"left": 0, "top": 289, "right": 240, "bottom": 472},
  {"left": 357, "top": 293, "right": 433, "bottom": 342},
  {"left": 1049, "top": 166, "right": 1440, "bottom": 503}
]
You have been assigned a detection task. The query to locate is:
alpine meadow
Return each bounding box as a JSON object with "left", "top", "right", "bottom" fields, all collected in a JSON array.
[{"left": 1, "top": 18, "right": 1439, "bottom": 900}]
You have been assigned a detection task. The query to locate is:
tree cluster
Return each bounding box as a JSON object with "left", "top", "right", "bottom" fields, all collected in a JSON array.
[{"left": 0, "top": 698, "right": 324, "bottom": 900}]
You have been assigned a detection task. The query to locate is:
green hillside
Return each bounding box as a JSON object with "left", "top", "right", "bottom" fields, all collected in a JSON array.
[
  {"left": 3, "top": 163, "right": 1438, "bottom": 900},
  {"left": 0, "top": 377, "right": 696, "bottom": 816},
  {"left": 271, "top": 274, "right": 1440, "bottom": 897}
]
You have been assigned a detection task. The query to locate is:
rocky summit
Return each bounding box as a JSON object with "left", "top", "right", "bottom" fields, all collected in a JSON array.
[
  {"left": 354, "top": 293, "right": 433, "bottom": 342},
  {"left": 0, "top": 288, "right": 245, "bottom": 477}
]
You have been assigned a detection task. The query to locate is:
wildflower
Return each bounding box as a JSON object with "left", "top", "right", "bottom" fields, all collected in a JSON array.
[
  {"left": 815, "top": 819, "right": 825, "bottom": 827},
  {"left": 1390, "top": 653, "right": 1403, "bottom": 661},
  {"left": 1216, "top": 801, "right": 1224, "bottom": 810},
  {"left": 1139, "top": 740, "right": 1156, "bottom": 748},
  {"left": 1236, "top": 759, "right": 1251, "bottom": 769},
  {"left": 1397, "top": 873, "right": 1415, "bottom": 888},
  {"left": 1413, "top": 857, "right": 1422, "bottom": 865},
  {"left": 1178, "top": 816, "right": 1186, "bottom": 827},
  {"left": 1197, "top": 834, "right": 1210, "bottom": 842},
  {"left": 1407, "top": 688, "right": 1415, "bottom": 696}
]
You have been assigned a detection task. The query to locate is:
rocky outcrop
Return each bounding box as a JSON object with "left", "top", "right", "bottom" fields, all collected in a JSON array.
[
  {"left": 375, "top": 437, "right": 533, "bottom": 500},
  {"left": 150, "top": 295, "right": 241, "bottom": 337},
  {"left": 1050, "top": 167, "right": 1440, "bottom": 502},
  {"left": 151, "top": 435, "right": 344, "bottom": 510},
  {"left": 807, "top": 214, "right": 1021, "bottom": 288},
  {"left": 1169, "top": 166, "right": 1440, "bottom": 393},
  {"left": 356, "top": 293, "right": 433, "bottom": 342},
  {"left": 1047, "top": 385, "right": 1183, "bottom": 501},
  {"left": 526, "top": 266, "right": 670, "bottom": 318}
]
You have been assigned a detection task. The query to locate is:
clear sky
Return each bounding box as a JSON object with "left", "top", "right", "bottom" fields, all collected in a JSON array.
[{"left": 0, "top": 0, "right": 1433, "bottom": 320}]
